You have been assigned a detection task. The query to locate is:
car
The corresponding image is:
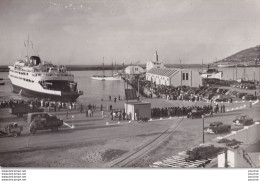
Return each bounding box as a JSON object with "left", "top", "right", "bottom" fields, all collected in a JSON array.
[
  {"left": 27, "top": 112, "right": 63, "bottom": 134},
  {"left": 187, "top": 109, "right": 205, "bottom": 119},
  {"left": 244, "top": 94, "right": 257, "bottom": 101},
  {"left": 204, "top": 122, "right": 231, "bottom": 134},
  {"left": 233, "top": 115, "right": 254, "bottom": 126},
  {"left": 9, "top": 103, "right": 44, "bottom": 117},
  {"left": 237, "top": 92, "right": 247, "bottom": 99},
  {"left": 212, "top": 95, "right": 231, "bottom": 102}
]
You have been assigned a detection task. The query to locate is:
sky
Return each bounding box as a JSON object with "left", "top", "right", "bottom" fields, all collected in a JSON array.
[{"left": 0, "top": 0, "right": 260, "bottom": 65}]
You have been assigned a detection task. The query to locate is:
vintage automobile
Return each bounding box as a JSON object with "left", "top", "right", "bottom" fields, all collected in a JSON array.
[
  {"left": 27, "top": 112, "right": 63, "bottom": 134},
  {"left": 243, "top": 94, "right": 257, "bottom": 101},
  {"left": 212, "top": 95, "right": 230, "bottom": 102},
  {"left": 187, "top": 109, "right": 205, "bottom": 119},
  {"left": 204, "top": 122, "right": 231, "bottom": 134},
  {"left": 233, "top": 115, "right": 254, "bottom": 126},
  {"left": 0, "top": 123, "right": 23, "bottom": 137},
  {"left": 9, "top": 103, "right": 44, "bottom": 117}
]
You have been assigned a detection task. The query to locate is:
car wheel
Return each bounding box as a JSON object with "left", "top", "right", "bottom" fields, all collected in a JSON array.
[
  {"left": 51, "top": 127, "right": 58, "bottom": 132},
  {"left": 30, "top": 127, "right": 36, "bottom": 134},
  {"left": 12, "top": 132, "right": 18, "bottom": 137}
]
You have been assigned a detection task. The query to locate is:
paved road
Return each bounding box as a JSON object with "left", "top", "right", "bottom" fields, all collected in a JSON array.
[{"left": 0, "top": 100, "right": 258, "bottom": 155}]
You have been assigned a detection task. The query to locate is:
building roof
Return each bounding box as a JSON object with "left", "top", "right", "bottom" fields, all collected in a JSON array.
[
  {"left": 126, "top": 101, "right": 151, "bottom": 105},
  {"left": 146, "top": 68, "right": 179, "bottom": 77}
]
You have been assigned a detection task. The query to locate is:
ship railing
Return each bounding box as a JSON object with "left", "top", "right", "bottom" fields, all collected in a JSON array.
[{"left": 31, "top": 72, "right": 73, "bottom": 77}]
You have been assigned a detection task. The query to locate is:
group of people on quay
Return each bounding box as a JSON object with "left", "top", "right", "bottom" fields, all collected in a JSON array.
[
  {"left": 0, "top": 98, "right": 85, "bottom": 112},
  {"left": 151, "top": 104, "right": 226, "bottom": 118},
  {"left": 151, "top": 105, "right": 211, "bottom": 118}
]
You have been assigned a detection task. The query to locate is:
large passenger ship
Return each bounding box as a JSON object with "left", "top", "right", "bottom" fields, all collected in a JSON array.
[{"left": 8, "top": 56, "right": 83, "bottom": 101}]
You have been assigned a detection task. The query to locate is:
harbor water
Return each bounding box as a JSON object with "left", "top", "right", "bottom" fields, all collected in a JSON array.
[{"left": 0, "top": 67, "right": 259, "bottom": 102}]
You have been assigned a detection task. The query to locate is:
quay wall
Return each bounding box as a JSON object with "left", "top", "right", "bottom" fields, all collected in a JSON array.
[{"left": 217, "top": 122, "right": 260, "bottom": 145}]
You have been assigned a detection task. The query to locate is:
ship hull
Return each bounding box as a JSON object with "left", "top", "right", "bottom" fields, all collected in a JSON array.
[{"left": 12, "top": 84, "right": 80, "bottom": 101}]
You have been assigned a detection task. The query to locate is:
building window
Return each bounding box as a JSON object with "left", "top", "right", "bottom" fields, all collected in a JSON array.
[
  {"left": 186, "top": 73, "right": 188, "bottom": 80},
  {"left": 182, "top": 73, "right": 185, "bottom": 80}
]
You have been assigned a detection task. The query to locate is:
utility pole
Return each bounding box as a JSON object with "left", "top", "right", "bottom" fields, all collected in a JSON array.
[
  {"left": 202, "top": 114, "right": 205, "bottom": 144},
  {"left": 236, "top": 64, "right": 238, "bottom": 80}
]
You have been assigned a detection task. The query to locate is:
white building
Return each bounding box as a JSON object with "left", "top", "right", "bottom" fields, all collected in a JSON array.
[
  {"left": 146, "top": 51, "right": 165, "bottom": 71},
  {"left": 146, "top": 68, "right": 202, "bottom": 87},
  {"left": 125, "top": 66, "right": 145, "bottom": 75}
]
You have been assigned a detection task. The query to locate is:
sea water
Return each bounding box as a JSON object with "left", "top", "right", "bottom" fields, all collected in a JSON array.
[{"left": 0, "top": 67, "right": 259, "bottom": 102}]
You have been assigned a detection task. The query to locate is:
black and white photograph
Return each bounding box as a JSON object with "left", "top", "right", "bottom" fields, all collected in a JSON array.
[{"left": 0, "top": 0, "right": 260, "bottom": 180}]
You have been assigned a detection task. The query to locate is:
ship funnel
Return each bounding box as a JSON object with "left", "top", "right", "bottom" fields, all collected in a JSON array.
[{"left": 30, "top": 56, "right": 41, "bottom": 66}]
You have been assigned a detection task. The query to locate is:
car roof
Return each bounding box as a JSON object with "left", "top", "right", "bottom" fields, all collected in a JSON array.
[
  {"left": 211, "top": 122, "right": 223, "bottom": 124},
  {"left": 27, "top": 112, "right": 48, "bottom": 116}
]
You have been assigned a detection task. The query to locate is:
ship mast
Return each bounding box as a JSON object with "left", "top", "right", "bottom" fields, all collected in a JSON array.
[
  {"left": 24, "top": 34, "right": 33, "bottom": 59},
  {"left": 102, "top": 57, "right": 105, "bottom": 77}
]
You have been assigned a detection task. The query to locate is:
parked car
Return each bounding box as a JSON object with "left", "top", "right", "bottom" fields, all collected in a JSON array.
[
  {"left": 204, "top": 122, "right": 231, "bottom": 134},
  {"left": 212, "top": 95, "right": 231, "bottom": 102},
  {"left": 0, "top": 123, "right": 23, "bottom": 137},
  {"left": 27, "top": 112, "right": 63, "bottom": 134},
  {"left": 244, "top": 94, "right": 257, "bottom": 101},
  {"left": 245, "top": 84, "right": 256, "bottom": 90},
  {"left": 237, "top": 92, "right": 247, "bottom": 99},
  {"left": 233, "top": 115, "right": 254, "bottom": 126},
  {"left": 9, "top": 103, "right": 44, "bottom": 117},
  {"left": 187, "top": 109, "right": 207, "bottom": 119}
]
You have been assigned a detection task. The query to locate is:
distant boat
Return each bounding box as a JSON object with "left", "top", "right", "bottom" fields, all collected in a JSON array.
[
  {"left": 217, "top": 63, "right": 236, "bottom": 68},
  {"left": 91, "top": 59, "right": 121, "bottom": 81},
  {"left": 199, "top": 66, "right": 223, "bottom": 80}
]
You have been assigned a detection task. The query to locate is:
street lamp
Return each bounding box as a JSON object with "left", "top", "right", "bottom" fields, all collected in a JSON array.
[{"left": 202, "top": 114, "right": 205, "bottom": 144}]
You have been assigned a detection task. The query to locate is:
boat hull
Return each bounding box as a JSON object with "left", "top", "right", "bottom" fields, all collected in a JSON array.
[{"left": 12, "top": 84, "right": 80, "bottom": 101}]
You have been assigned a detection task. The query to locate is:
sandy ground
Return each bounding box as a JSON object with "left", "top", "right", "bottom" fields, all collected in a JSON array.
[{"left": 0, "top": 96, "right": 259, "bottom": 168}]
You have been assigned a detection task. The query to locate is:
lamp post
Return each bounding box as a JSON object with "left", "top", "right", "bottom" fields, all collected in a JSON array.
[
  {"left": 137, "top": 76, "right": 140, "bottom": 100},
  {"left": 202, "top": 114, "right": 205, "bottom": 144}
]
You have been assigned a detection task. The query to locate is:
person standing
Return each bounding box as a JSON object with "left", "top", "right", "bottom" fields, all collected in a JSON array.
[
  {"left": 111, "top": 111, "right": 113, "bottom": 120},
  {"left": 101, "top": 104, "right": 103, "bottom": 111},
  {"left": 101, "top": 110, "right": 104, "bottom": 119}
]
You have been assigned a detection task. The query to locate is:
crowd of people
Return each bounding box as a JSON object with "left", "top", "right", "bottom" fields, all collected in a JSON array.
[
  {"left": 151, "top": 104, "right": 226, "bottom": 118},
  {"left": 152, "top": 105, "right": 210, "bottom": 118}
]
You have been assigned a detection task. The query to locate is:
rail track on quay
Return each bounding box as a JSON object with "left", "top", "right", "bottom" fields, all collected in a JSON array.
[
  {"left": 108, "top": 102, "right": 186, "bottom": 168},
  {"left": 108, "top": 117, "right": 184, "bottom": 167}
]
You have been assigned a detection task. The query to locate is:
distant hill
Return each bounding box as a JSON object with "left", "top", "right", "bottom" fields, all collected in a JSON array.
[{"left": 217, "top": 45, "right": 260, "bottom": 64}]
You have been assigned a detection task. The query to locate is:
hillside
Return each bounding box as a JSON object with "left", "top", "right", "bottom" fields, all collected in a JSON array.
[{"left": 218, "top": 45, "right": 260, "bottom": 63}]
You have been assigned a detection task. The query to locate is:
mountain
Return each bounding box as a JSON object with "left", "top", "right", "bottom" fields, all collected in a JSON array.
[{"left": 217, "top": 45, "right": 260, "bottom": 65}]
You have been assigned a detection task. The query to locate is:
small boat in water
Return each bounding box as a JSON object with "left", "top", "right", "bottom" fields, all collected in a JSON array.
[
  {"left": 91, "top": 60, "right": 121, "bottom": 81},
  {"left": 217, "top": 63, "right": 236, "bottom": 68}
]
